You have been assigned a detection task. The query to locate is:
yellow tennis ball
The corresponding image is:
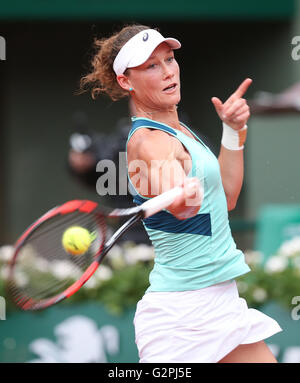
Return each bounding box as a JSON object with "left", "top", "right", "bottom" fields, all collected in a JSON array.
[{"left": 62, "top": 226, "right": 92, "bottom": 255}]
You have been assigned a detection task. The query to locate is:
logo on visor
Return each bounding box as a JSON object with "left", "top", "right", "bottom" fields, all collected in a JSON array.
[{"left": 142, "top": 32, "right": 149, "bottom": 42}]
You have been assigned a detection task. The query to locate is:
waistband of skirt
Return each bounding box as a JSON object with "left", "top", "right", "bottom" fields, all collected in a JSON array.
[{"left": 141, "top": 279, "right": 237, "bottom": 304}]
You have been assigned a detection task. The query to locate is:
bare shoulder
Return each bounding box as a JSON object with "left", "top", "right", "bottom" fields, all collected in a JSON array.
[{"left": 127, "top": 128, "right": 179, "bottom": 162}]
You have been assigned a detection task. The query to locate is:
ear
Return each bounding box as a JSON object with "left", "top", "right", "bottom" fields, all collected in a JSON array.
[{"left": 116, "top": 74, "right": 132, "bottom": 92}]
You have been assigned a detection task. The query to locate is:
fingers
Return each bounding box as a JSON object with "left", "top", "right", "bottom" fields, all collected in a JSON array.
[
  {"left": 231, "top": 111, "right": 249, "bottom": 123},
  {"left": 183, "top": 177, "right": 201, "bottom": 198},
  {"left": 223, "top": 78, "right": 252, "bottom": 107},
  {"left": 211, "top": 97, "right": 224, "bottom": 119},
  {"left": 234, "top": 78, "right": 252, "bottom": 98},
  {"left": 168, "top": 177, "right": 202, "bottom": 220},
  {"left": 233, "top": 105, "right": 250, "bottom": 119},
  {"left": 212, "top": 79, "right": 251, "bottom": 129},
  {"left": 222, "top": 96, "right": 250, "bottom": 130},
  {"left": 211, "top": 97, "right": 223, "bottom": 113},
  {"left": 222, "top": 98, "right": 249, "bottom": 119},
  {"left": 183, "top": 177, "right": 203, "bottom": 208}
]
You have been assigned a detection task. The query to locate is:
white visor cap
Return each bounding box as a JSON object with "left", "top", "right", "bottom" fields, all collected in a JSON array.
[{"left": 113, "top": 29, "right": 181, "bottom": 76}]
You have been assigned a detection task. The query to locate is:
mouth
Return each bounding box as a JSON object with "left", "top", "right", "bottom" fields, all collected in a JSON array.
[{"left": 163, "top": 83, "right": 177, "bottom": 93}]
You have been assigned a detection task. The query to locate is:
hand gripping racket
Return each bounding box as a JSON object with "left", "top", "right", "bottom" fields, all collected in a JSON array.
[{"left": 7, "top": 186, "right": 184, "bottom": 311}]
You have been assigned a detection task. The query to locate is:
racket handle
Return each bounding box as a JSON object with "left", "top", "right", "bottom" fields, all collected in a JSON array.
[{"left": 141, "top": 186, "right": 184, "bottom": 218}]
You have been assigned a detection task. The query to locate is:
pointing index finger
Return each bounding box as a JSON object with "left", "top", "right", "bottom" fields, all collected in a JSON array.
[{"left": 234, "top": 78, "right": 253, "bottom": 98}]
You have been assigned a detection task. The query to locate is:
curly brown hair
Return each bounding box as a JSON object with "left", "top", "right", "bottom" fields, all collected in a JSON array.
[{"left": 79, "top": 24, "right": 151, "bottom": 101}]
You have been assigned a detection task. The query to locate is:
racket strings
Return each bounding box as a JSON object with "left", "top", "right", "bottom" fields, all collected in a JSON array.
[
  {"left": 35, "top": 212, "right": 102, "bottom": 262},
  {"left": 8, "top": 210, "right": 106, "bottom": 308},
  {"left": 24, "top": 211, "right": 99, "bottom": 250},
  {"left": 8, "top": 275, "right": 68, "bottom": 303}
]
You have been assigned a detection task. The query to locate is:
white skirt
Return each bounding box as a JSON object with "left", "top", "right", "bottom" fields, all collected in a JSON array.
[{"left": 133, "top": 280, "right": 282, "bottom": 363}]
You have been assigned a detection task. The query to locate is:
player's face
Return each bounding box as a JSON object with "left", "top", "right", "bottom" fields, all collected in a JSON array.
[{"left": 128, "top": 43, "right": 181, "bottom": 110}]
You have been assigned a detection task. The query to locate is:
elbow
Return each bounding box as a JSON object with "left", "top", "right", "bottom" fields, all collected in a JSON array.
[{"left": 227, "top": 197, "right": 237, "bottom": 212}]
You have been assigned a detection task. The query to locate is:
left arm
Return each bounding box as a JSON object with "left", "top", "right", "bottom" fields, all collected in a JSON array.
[
  {"left": 218, "top": 145, "right": 244, "bottom": 211},
  {"left": 211, "top": 78, "right": 252, "bottom": 211}
]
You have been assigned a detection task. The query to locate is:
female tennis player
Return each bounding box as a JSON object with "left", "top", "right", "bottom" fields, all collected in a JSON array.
[{"left": 80, "top": 24, "right": 282, "bottom": 363}]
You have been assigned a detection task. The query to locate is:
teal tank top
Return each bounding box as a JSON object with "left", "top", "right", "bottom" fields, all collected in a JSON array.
[{"left": 126, "top": 117, "right": 250, "bottom": 292}]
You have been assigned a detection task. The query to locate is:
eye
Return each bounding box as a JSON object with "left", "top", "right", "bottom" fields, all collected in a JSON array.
[
  {"left": 167, "top": 56, "right": 174, "bottom": 63},
  {"left": 147, "top": 63, "right": 156, "bottom": 69}
]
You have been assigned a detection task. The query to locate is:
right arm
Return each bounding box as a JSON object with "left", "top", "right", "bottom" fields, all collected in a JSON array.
[{"left": 127, "top": 129, "right": 203, "bottom": 220}]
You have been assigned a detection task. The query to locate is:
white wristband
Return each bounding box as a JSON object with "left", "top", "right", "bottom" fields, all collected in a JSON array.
[{"left": 221, "top": 122, "right": 248, "bottom": 150}]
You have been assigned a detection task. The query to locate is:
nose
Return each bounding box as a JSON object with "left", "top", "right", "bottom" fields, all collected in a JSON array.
[{"left": 162, "top": 62, "right": 174, "bottom": 79}]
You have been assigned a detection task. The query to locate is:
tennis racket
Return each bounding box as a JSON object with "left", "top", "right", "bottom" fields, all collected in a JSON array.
[{"left": 7, "top": 186, "right": 184, "bottom": 311}]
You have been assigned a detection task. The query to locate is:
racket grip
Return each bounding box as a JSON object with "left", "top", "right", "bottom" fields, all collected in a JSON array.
[{"left": 142, "top": 186, "right": 184, "bottom": 218}]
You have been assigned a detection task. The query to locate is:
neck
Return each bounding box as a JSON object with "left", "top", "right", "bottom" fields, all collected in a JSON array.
[{"left": 133, "top": 101, "right": 180, "bottom": 129}]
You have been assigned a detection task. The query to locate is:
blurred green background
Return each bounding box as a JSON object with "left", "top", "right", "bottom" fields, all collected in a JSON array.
[
  {"left": 0, "top": 0, "right": 299, "bottom": 243},
  {"left": 1, "top": 0, "right": 300, "bottom": 364}
]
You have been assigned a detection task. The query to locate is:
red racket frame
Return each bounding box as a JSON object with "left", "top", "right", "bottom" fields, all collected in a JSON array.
[{"left": 8, "top": 200, "right": 107, "bottom": 310}]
